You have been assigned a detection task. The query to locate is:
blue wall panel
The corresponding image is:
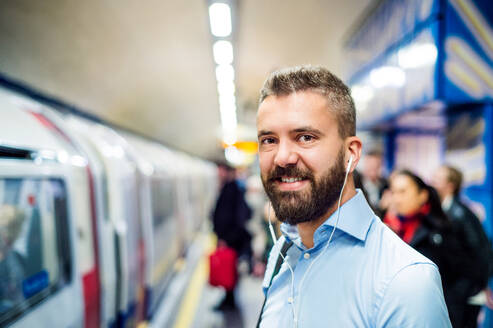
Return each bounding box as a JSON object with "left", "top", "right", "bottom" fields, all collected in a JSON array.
[{"left": 442, "top": 0, "right": 493, "bottom": 103}]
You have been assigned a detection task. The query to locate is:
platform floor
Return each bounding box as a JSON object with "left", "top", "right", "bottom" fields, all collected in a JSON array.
[
  {"left": 149, "top": 232, "right": 265, "bottom": 328},
  {"left": 189, "top": 274, "right": 264, "bottom": 328}
]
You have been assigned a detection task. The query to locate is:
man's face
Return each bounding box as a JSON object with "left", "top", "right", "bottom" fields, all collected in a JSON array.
[
  {"left": 390, "top": 174, "right": 428, "bottom": 216},
  {"left": 257, "top": 91, "right": 346, "bottom": 225},
  {"left": 363, "top": 155, "right": 382, "bottom": 182},
  {"left": 431, "top": 166, "right": 451, "bottom": 201}
]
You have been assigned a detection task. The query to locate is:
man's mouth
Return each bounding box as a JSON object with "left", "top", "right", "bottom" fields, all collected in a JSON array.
[
  {"left": 273, "top": 176, "right": 309, "bottom": 191},
  {"left": 279, "top": 177, "right": 304, "bottom": 183}
]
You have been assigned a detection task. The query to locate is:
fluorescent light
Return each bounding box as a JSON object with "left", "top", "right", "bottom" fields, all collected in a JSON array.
[
  {"left": 209, "top": 3, "right": 232, "bottom": 37},
  {"left": 219, "top": 94, "right": 236, "bottom": 107},
  {"left": 217, "top": 80, "right": 235, "bottom": 96},
  {"left": 220, "top": 102, "right": 237, "bottom": 122},
  {"left": 351, "top": 85, "right": 374, "bottom": 112},
  {"left": 220, "top": 98, "right": 237, "bottom": 138},
  {"left": 220, "top": 101, "right": 237, "bottom": 114},
  {"left": 351, "top": 85, "right": 374, "bottom": 103},
  {"left": 216, "top": 64, "right": 235, "bottom": 83},
  {"left": 398, "top": 43, "right": 437, "bottom": 69},
  {"left": 213, "top": 40, "right": 233, "bottom": 65},
  {"left": 225, "top": 146, "right": 245, "bottom": 165},
  {"left": 220, "top": 111, "right": 237, "bottom": 128},
  {"left": 209, "top": 7, "right": 236, "bottom": 148},
  {"left": 223, "top": 132, "right": 237, "bottom": 146},
  {"left": 370, "top": 66, "right": 406, "bottom": 88}
]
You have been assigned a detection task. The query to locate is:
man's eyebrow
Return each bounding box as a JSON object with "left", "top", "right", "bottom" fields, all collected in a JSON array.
[
  {"left": 257, "top": 130, "right": 273, "bottom": 138},
  {"left": 292, "top": 127, "right": 325, "bottom": 136}
]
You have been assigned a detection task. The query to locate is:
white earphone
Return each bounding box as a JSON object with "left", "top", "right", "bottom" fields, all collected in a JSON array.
[
  {"left": 347, "top": 154, "right": 354, "bottom": 174},
  {"left": 268, "top": 205, "right": 277, "bottom": 243}
]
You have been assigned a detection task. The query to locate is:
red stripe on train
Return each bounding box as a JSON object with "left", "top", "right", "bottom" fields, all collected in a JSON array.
[
  {"left": 82, "top": 270, "right": 101, "bottom": 328},
  {"left": 29, "top": 110, "right": 102, "bottom": 328}
]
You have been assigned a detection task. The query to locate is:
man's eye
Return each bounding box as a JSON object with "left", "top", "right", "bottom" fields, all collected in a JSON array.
[
  {"left": 260, "top": 137, "right": 276, "bottom": 145},
  {"left": 299, "top": 135, "right": 315, "bottom": 142}
]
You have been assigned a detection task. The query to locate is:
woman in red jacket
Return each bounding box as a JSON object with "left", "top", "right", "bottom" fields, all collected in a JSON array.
[{"left": 384, "top": 169, "right": 475, "bottom": 328}]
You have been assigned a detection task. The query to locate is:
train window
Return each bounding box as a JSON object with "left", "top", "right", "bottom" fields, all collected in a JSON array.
[
  {"left": 150, "top": 176, "right": 178, "bottom": 280},
  {"left": 101, "top": 174, "right": 110, "bottom": 222},
  {"left": 150, "top": 176, "right": 175, "bottom": 228},
  {"left": 0, "top": 178, "right": 71, "bottom": 326}
]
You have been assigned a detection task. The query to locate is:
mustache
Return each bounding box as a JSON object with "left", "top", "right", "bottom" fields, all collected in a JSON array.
[{"left": 267, "top": 165, "right": 314, "bottom": 182}]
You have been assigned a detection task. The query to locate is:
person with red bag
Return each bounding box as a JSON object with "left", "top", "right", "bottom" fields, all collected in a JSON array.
[
  {"left": 208, "top": 240, "right": 238, "bottom": 293},
  {"left": 211, "top": 164, "right": 252, "bottom": 310}
]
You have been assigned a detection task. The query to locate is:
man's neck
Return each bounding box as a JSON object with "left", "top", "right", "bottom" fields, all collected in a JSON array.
[{"left": 297, "top": 184, "right": 357, "bottom": 249}]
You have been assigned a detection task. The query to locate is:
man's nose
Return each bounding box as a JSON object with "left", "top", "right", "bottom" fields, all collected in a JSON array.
[{"left": 273, "top": 140, "right": 298, "bottom": 167}]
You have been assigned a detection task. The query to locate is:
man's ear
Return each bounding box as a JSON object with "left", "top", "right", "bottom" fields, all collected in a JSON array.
[{"left": 345, "top": 136, "right": 362, "bottom": 173}]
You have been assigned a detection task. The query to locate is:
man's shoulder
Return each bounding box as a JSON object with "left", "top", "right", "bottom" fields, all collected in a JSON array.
[
  {"left": 367, "top": 220, "right": 450, "bottom": 326},
  {"left": 450, "top": 195, "right": 480, "bottom": 216},
  {"left": 367, "top": 218, "right": 436, "bottom": 274},
  {"left": 375, "top": 262, "right": 450, "bottom": 326}
]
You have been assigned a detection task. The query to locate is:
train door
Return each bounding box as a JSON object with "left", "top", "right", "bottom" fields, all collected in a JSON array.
[
  {"left": 0, "top": 149, "right": 84, "bottom": 328},
  {"left": 61, "top": 114, "right": 119, "bottom": 328},
  {"left": 27, "top": 108, "right": 102, "bottom": 328},
  {"left": 174, "top": 155, "right": 194, "bottom": 248},
  {"left": 145, "top": 143, "right": 181, "bottom": 318},
  {"left": 81, "top": 124, "right": 142, "bottom": 327},
  {"left": 124, "top": 136, "right": 182, "bottom": 320}
]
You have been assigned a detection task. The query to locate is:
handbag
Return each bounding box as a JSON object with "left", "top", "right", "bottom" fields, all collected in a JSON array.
[{"left": 208, "top": 245, "right": 238, "bottom": 291}]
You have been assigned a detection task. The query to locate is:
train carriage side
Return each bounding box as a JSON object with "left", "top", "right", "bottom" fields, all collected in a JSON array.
[
  {"left": 123, "top": 134, "right": 186, "bottom": 320},
  {"left": 50, "top": 112, "right": 120, "bottom": 328},
  {"left": 0, "top": 94, "right": 85, "bottom": 327},
  {"left": 173, "top": 153, "right": 199, "bottom": 247},
  {"left": 0, "top": 86, "right": 220, "bottom": 328},
  {"left": 63, "top": 121, "right": 144, "bottom": 327}
]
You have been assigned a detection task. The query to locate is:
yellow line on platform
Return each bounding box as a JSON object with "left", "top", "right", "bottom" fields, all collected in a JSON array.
[{"left": 173, "top": 235, "right": 216, "bottom": 328}]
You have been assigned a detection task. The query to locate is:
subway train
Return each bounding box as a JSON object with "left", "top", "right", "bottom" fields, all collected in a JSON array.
[{"left": 0, "top": 85, "right": 218, "bottom": 328}]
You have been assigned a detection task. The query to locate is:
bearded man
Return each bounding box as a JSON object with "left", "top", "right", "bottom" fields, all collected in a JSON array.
[{"left": 256, "top": 65, "right": 451, "bottom": 327}]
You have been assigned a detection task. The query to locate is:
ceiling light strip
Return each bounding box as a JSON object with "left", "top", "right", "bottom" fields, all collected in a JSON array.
[{"left": 208, "top": 1, "right": 238, "bottom": 149}]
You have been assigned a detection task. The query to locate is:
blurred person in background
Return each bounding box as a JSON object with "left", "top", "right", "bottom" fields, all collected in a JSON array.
[
  {"left": 384, "top": 169, "right": 475, "bottom": 327},
  {"left": 245, "top": 175, "right": 269, "bottom": 277},
  {"left": 212, "top": 163, "right": 252, "bottom": 309},
  {"left": 360, "top": 149, "right": 388, "bottom": 217},
  {"left": 251, "top": 202, "right": 282, "bottom": 278},
  {"left": 0, "top": 205, "right": 25, "bottom": 314},
  {"left": 432, "top": 165, "right": 493, "bottom": 328}
]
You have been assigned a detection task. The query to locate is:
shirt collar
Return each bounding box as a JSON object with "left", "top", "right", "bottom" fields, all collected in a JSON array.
[{"left": 280, "top": 189, "right": 375, "bottom": 247}]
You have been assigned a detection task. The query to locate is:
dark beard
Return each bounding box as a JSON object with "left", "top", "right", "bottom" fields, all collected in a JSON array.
[{"left": 262, "top": 148, "right": 346, "bottom": 225}]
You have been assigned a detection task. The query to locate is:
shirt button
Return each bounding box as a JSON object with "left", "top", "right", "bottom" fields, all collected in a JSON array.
[
  {"left": 287, "top": 297, "right": 293, "bottom": 304},
  {"left": 304, "top": 253, "right": 310, "bottom": 259}
]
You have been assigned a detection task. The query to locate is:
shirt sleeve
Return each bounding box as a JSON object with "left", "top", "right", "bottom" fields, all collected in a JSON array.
[{"left": 376, "top": 263, "right": 452, "bottom": 328}]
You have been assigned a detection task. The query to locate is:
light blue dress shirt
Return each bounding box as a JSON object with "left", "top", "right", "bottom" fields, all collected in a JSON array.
[{"left": 260, "top": 190, "right": 451, "bottom": 327}]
